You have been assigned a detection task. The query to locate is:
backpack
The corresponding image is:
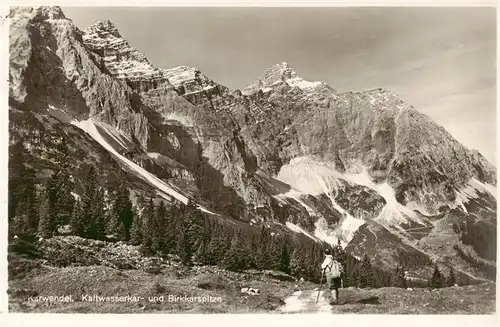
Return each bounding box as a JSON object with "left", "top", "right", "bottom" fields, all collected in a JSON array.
[{"left": 328, "top": 260, "right": 343, "bottom": 278}]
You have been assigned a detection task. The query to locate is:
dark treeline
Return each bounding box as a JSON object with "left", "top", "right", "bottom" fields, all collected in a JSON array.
[
  {"left": 454, "top": 220, "right": 496, "bottom": 262},
  {"left": 8, "top": 139, "right": 332, "bottom": 281},
  {"left": 453, "top": 245, "right": 496, "bottom": 280},
  {"left": 8, "top": 139, "right": 459, "bottom": 288}
]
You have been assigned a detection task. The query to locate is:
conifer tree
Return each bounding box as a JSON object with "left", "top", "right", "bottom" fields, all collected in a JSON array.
[
  {"left": 302, "top": 243, "right": 317, "bottom": 281},
  {"left": 140, "top": 198, "right": 155, "bottom": 254},
  {"left": 152, "top": 201, "right": 167, "bottom": 253},
  {"left": 163, "top": 203, "right": 179, "bottom": 254},
  {"left": 352, "top": 268, "right": 360, "bottom": 288},
  {"left": 385, "top": 273, "right": 392, "bottom": 287},
  {"left": 256, "top": 226, "right": 273, "bottom": 269},
  {"left": 185, "top": 199, "right": 205, "bottom": 245},
  {"left": 223, "top": 231, "right": 249, "bottom": 272},
  {"left": 78, "top": 165, "right": 106, "bottom": 239},
  {"left": 269, "top": 236, "right": 284, "bottom": 271},
  {"left": 48, "top": 138, "right": 75, "bottom": 228},
  {"left": 246, "top": 234, "right": 261, "bottom": 269},
  {"left": 343, "top": 256, "right": 357, "bottom": 287},
  {"left": 192, "top": 216, "right": 211, "bottom": 265},
  {"left": 175, "top": 200, "right": 207, "bottom": 263},
  {"left": 192, "top": 239, "right": 207, "bottom": 264},
  {"left": 394, "top": 265, "right": 407, "bottom": 288},
  {"left": 430, "top": 264, "right": 446, "bottom": 289},
  {"left": 71, "top": 199, "right": 85, "bottom": 237},
  {"left": 130, "top": 195, "right": 146, "bottom": 245},
  {"left": 359, "top": 254, "right": 375, "bottom": 288},
  {"left": 205, "top": 230, "right": 227, "bottom": 265},
  {"left": 9, "top": 140, "right": 25, "bottom": 225},
  {"left": 177, "top": 217, "right": 193, "bottom": 266},
  {"left": 278, "top": 241, "right": 291, "bottom": 274},
  {"left": 106, "top": 208, "right": 122, "bottom": 239},
  {"left": 129, "top": 206, "right": 143, "bottom": 245},
  {"left": 335, "top": 239, "right": 347, "bottom": 268},
  {"left": 290, "top": 246, "right": 306, "bottom": 279},
  {"left": 114, "top": 183, "right": 133, "bottom": 240},
  {"left": 88, "top": 187, "right": 106, "bottom": 240},
  {"left": 37, "top": 189, "right": 53, "bottom": 238},
  {"left": 9, "top": 141, "right": 39, "bottom": 237},
  {"left": 446, "top": 267, "right": 456, "bottom": 287}
]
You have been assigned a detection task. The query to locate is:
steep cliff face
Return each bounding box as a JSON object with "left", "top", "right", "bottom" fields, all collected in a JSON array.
[{"left": 8, "top": 6, "right": 497, "bottom": 280}]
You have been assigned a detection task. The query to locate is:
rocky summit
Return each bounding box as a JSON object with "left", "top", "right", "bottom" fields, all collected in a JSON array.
[{"left": 8, "top": 5, "right": 497, "bottom": 289}]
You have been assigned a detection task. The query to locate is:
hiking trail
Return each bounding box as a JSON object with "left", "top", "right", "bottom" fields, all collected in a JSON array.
[{"left": 280, "top": 289, "right": 332, "bottom": 313}]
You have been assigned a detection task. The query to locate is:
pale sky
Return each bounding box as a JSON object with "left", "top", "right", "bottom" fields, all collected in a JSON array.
[{"left": 62, "top": 7, "right": 497, "bottom": 164}]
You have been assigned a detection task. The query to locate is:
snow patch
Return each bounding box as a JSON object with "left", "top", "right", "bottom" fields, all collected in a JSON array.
[
  {"left": 337, "top": 215, "right": 365, "bottom": 246},
  {"left": 469, "top": 178, "right": 497, "bottom": 199},
  {"left": 276, "top": 157, "right": 367, "bottom": 244},
  {"left": 163, "top": 113, "right": 194, "bottom": 127},
  {"left": 47, "top": 104, "right": 65, "bottom": 113},
  {"left": 406, "top": 201, "right": 433, "bottom": 216},
  {"left": 183, "top": 84, "right": 215, "bottom": 96},
  {"left": 454, "top": 178, "right": 497, "bottom": 210},
  {"left": 341, "top": 167, "right": 422, "bottom": 225},
  {"left": 147, "top": 152, "right": 161, "bottom": 159},
  {"left": 96, "top": 121, "right": 132, "bottom": 149},
  {"left": 286, "top": 222, "right": 320, "bottom": 242},
  {"left": 275, "top": 156, "right": 430, "bottom": 240},
  {"left": 162, "top": 66, "right": 211, "bottom": 89},
  {"left": 375, "top": 204, "right": 411, "bottom": 226},
  {"left": 285, "top": 76, "right": 322, "bottom": 90},
  {"left": 313, "top": 217, "right": 340, "bottom": 246},
  {"left": 275, "top": 157, "right": 341, "bottom": 195},
  {"left": 71, "top": 119, "right": 215, "bottom": 215},
  {"left": 72, "top": 119, "right": 187, "bottom": 202}
]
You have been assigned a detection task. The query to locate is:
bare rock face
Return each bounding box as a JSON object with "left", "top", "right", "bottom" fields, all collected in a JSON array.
[
  {"left": 236, "top": 70, "right": 496, "bottom": 214},
  {"left": 83, "top": 20, "right": 172, "bottom": 94},
  {"left": 8, "top": 6, "right": 155, "bottom": 151},
  {"left": 242, "top": 62, "right": 334, "bottom": 95},
  {"left": 8, "top": 6, "right": 497, "bottom": 280}
]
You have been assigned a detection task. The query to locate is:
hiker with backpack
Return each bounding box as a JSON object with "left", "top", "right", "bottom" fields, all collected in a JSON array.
[{"left": 321, "top": 248, "right": 343, "bottom": 305}]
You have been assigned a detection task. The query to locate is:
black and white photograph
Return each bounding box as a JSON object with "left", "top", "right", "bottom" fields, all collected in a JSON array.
[{"left": 3, "top": 2, "right": 497, "bottom": 318}]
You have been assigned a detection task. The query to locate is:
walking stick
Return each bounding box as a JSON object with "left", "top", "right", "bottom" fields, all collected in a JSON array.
[{"left": 316, "top": 269, "right": 325, "bottom": 303}]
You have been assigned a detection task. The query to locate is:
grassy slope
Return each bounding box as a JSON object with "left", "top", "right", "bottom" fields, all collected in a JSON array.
[
  {"left": 8, "top": 264, "right": 305, "bottom": 313},
  {"left": 283, "top": 284, "right": 496, "bottom": 314},
  {"left": 9, "top": 263, "right": 496, "bottom": 314},
  {"left": 8, "top": 236, "right": 496, "bottom": 314}
]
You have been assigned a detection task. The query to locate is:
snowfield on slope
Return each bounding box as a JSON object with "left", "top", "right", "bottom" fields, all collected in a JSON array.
[
  {"left": 275, "top": 157, "right": 367, "bottom": 245},
  {"left": 285, "top": 222, "right": 321, "bottom": 242},
  {"left": 275, "top": 157, "right": 435, "bottom": 229},
  {"left": 71, "top": 119, "right": 215, "bottom": 214},
  {"left": 272, "top": 156, "right": 498, "bottom": 245}
]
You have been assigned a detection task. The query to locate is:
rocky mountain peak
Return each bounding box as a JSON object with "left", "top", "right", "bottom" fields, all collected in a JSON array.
[
  {"left": 161, "top": 66, "right": 218, "bottom": 95},
  {"left": 84, "top": 20, "right": 122, "bottom": 38},
  {"left": 82, "top": 20, "right": 164, "bottom": 82},
  {"left": 242, "top": 61, "right": 329, "bottom": 95},
  {"left": 9, "top": 6, "right": 66, "bottom": 21},
  {"left": 265, "top": 61, "right": 296, "bottom": 80}
]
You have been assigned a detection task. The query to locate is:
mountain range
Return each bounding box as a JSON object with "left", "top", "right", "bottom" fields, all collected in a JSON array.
[{"left": 8, "top": 6, "right": 497, "bottom": 282}]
